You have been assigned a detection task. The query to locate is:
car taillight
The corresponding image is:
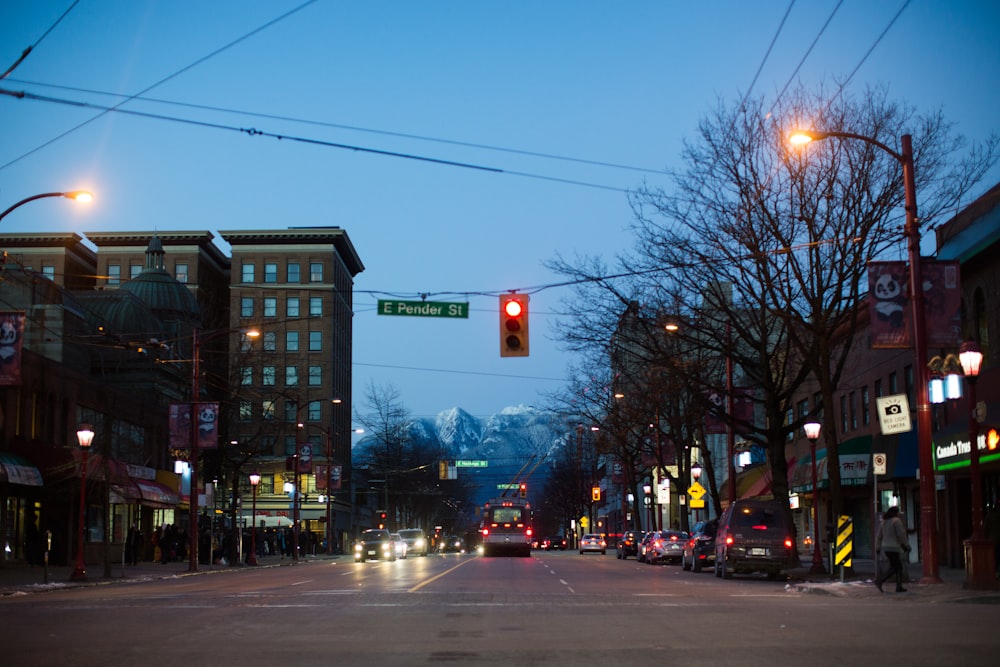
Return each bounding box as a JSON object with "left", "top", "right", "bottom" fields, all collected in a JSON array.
[
  {"left": 670, "top": 536, "right": 678, "bottom": 542},
  {"left": 725, "top": 535, "right": 734, "bottom": 546},
  {"left": 526, "top": 528, "right": 533, "bottom": 536},
  {"left": 784, "top": 538, "right": 793, "bottom": 549},
  {"left": 482, "top": 528, "right": 490, "bottom": 537}
]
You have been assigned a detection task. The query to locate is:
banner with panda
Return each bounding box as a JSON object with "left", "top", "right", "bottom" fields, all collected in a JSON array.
[
  {"left": 0, "top": 312, "right": 25, "bottom": 386},
  {"left": 868, "top": 260, "right": 961, "bottom": 349},
  {"left": 168, "top": 401, "right": 219, "bottom": 449}
]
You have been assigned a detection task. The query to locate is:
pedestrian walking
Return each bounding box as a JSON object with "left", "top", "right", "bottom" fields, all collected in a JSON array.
[{"left": 874, "top": 506, "right": 910, "bottom": 593}]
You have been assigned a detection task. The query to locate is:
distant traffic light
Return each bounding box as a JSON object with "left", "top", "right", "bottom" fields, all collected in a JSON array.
[
  {"left": 519, "top": 483, "right": 527, "bottom": 499},
  {"left": 592, "top": 486, "right": 601, "bottom": 502},
  {"left": 499, "top": 294, "right": 529, "bottom": 357},
  {"left": 379, "top": 512, "right": 386, "bottom": 529}
]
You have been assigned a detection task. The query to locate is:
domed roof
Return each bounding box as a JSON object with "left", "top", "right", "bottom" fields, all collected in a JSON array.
[
  {"left": 120, "top": 235, "right": 201, "bottom": 323},
  {"left": 76, "top": 290, "right": 164, "bottom": 340}
]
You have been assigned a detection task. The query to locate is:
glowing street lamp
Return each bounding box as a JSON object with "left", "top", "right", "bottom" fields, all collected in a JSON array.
[
  {"left": 248, "top": 472, "right": 260, "bottom": 566},
  {"left": 791, "top": 128, "right": 942, "bottom": 584},
  {"left": 70, "top": 424, "right": 95, "bottom": 582},
  {"left": 0, "top": 190, "right": 93, "bottom": 222},
  {"left": 804, "top": 421, "right": 825, "bottom": 575}
]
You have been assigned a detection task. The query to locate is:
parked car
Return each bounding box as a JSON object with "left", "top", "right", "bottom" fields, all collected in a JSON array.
[
  {"left": 682, "top": 519, "right": 718, "bottom": 573},
  {"left": 637, "top": 532, "right": 656, "bottom": 563},
  {"left": 397, "top": 528, "right": 428, "bottom": 556},
  {"left": 616, "top": 530, "right": 644, "bottom": 560},
  {"left": 543, "top": 536, "right": 568, "bottom": 551},
  {"left": 354, "top": 529, "right": 396, "bottom": 562},
  {"left": 579, "top": 534, "right": 606, "bottom": 554},
  {"left": 389, "top": 532, "right": 408, "bottom": 559},
  {"left": 715, "top": 499, "right": 794, "bottom": 580},
  {"left": 647, "top": 530, "right": 688, "bottom": 564}
]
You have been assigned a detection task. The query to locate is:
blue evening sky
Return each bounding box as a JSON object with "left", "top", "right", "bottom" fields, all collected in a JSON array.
[{"left": 2, "top": 1, "right": 998, "bottom": 421}]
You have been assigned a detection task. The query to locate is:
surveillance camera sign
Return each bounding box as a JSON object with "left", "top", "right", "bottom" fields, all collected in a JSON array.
[{"left": 876, "top": 394, "right": 912, "bottom": 435}]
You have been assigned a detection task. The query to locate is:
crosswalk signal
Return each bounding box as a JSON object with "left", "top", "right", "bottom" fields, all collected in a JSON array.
[
  {"left": 500, "top": 294, "right": 529, "bottom": 357},
  {"left": 519, "top": 483, "right": 527, "bottom": 499}
]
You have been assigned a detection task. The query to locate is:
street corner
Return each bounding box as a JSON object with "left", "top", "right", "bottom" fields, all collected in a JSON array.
[{"left": 787, "top": 579, "right": 879, "bottom": 598}]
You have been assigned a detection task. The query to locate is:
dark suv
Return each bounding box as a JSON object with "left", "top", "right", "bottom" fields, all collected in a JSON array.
[
  {"left": 354, "top": 529, "right": 396, "bottom": 562},
  {"left": 714, "top": 500, "right": 793, "bottom": 580},
  {"left": 682, "top": 519, "right": 717, "bottom": 573},
  {"left": 616, "top": 530, "right": 643, "bottom": 560}
]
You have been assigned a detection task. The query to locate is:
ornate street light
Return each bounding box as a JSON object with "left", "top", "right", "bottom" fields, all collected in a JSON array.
[
  {"left": 957, "top": 341, "right": 996, "bottom": 589},
  {"left": 1, "top": 190, "right": 93, "bottom": 222},
  {"left": 248, "top": 472, "right": 260, "bottom": 566},
  {"left": 791, "top": 129, "right": 941, "bottom": 584},
  {"left": 70, "top": 424, "right": 95, "bottom": 581},
  {"left": 804, "top": 421, "right": 825, "bottom": 575}
]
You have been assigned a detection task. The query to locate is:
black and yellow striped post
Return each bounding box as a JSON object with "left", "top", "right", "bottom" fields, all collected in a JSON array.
[{"left": 835, "top": 515, "right": 853, "bottom": 581}]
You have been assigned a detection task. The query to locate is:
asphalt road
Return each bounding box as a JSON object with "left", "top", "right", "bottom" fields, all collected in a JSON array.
[{"left": 2, "top": 550, "right": 996, "bottom": 666}]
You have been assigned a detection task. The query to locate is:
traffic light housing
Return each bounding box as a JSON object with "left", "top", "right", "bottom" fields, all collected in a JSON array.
[
  {"left": 519, "top": 483, "right": 527, "bottom": 499},
  {"left": 592, "top": 486, "right": 601, "bottom": 502},
  {"left": 499, "top": 294, "right": 529, "bottom": 357}
]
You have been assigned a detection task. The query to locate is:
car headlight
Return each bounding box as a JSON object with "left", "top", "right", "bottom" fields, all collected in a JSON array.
[{"left": 354, "top": 544, "right": 362, "bottom": 552}]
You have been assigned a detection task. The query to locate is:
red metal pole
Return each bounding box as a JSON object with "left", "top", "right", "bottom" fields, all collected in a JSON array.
[
  {"left": 188, "top": 328, "right": 200, "bottom": 572},
  {"left": 70, "top": 446, "right": 88, "bottom": 581},
  {"left": 810, "top": 439, "right": 825, "bottom": 574},
  {"left": 248, "top": 480, "right": 258, "bottom": 566}
]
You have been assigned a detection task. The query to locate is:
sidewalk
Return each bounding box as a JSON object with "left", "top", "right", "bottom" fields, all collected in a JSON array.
[
  {"left": 0, "top": 553, "right": 341, "bottom": 597},
  {"left": 786, "top": 557, "right": 1000, "bottom": 604}
]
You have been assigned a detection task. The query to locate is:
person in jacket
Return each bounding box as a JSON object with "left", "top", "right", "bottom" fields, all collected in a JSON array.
[{"left": 874, "top": 506, "right": 910, "bottom": 592}]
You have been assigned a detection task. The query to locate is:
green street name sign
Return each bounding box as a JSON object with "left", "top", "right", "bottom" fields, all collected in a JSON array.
[
  {"left": 497, "top": 483, "right": 519, "bottom": 490},
  {"left": 456, "top": 460, "right": 488, "bottom": 467},
  {"left": 378, "top": 300, "right": 469, "bottom": 318}
]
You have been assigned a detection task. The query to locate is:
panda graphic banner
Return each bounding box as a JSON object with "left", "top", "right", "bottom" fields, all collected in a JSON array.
[
  {"left": 868, "top": 261, "right": 961, "bottom": 349},
  {"left": 0, "top": 312, "right": 26, "bottom": 386},
  {"left": 168, "top": 402, "right": 220, "bottom": 449}
]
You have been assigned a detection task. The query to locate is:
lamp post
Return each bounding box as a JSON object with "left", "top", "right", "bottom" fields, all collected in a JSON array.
[
  {"left": 804, "top": 421, "right": 826, "bottom": 575},
  {"left": 0, "top": 190, "right": 93, "bottom": 222},
  {"left": 957, "top": 341, "right": 997, "bottom": 589},
  {"left": 70, "top": 424, "right": 94, "bottom": 581},
  {"left": 248, "top": 472, "right": 260, "bottom": 566},
  {"left": 643, "top": 483, "right": 653, "bottom": 532},
  {"left": 691, "top": 462, "right": 703, "bottom": 525},
  {"left": 791, "top": 129, "right": 941, "bottom": 584}
]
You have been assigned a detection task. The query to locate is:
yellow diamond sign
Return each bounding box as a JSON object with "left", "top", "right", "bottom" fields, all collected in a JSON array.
[{"left": 688, "top": 481, "right": 706, "bottom": 501}]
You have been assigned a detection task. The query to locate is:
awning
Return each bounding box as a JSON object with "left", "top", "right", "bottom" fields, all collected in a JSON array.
[
  {"left": 736, "top": 465, "right": 771, "bottom": 499},
  {"left": 135, "top": 479, "right": 179, "bottom": 508},
  {"left": 0, "top": 452, "right": 43, "bottom": 487},
  {"left": 241, "top": 514, "right": 293, "bottom": 528}
]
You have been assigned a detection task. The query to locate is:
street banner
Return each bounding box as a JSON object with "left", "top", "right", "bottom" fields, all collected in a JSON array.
[
  {"left": 869, "top": 260, "right": 961, "bottom": 349},
  {"left": 0, "top": 311, "right": 25, "bottom": 386}
]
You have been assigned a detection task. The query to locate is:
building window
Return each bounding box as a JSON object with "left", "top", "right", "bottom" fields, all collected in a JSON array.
[
  {"left": 286, "top": 331, "right": 299, "bottom": 352},
  {"left": 785, "top": 408, "right": 794, "bottom": 441},
  {"left": 284, "top": 400, "right": 297, "bottom": 423},
  {"left": 287, "top": 296, "right": 300, "bottom": 318},
  {"left": 284, "top": 436, "right": 297, "bottom": 456},
  {"left": 263, "top": 297, "right": 277, "bottom": 318},
  {"left": 309, "top": 331, "right": 322, "bottom": 351},
  {"left": 310, "top": 262, "right": 323, "bottom": 282},
  {"left": 130, "top": 264, "right": 142, "bottom": 279},
  {"left": 264, "top": 262, "right": 278, "bottom": 283},
  {"left": 308, "top": 400, "right": 322, "bottom": 421},
  {"left": 240, "top": 400, "right": 253, "bottom": 422},
  {"left": 241, "top": 297, "right": 254, "bottom": 317},
  {"left": 260, "top": 436, "right": 276, "bottom": 458},
  {"left": 286, "top": 366, "right": 298, "bottom": 386},
  {"left": 874, "top": 378, "right": 883, "bottom": 398},
  {"left": 41, "top": 264, "right": 56, "bottom": 280},
  {"left": 262, "top": 366, "right": 276, "bottom": 386},
  {"left": 262, "top": 400, "right": 275, "bottom": 421},
  {"left": 175, "top": 263, "right": 188, "bottom": 283},
  {"left": 108, "top": 263, "right": 121, "bottom": 285},
  {"left": 797, "top": 398, "right": 809, "bottom": 422},
  {"left": 861, "top": 386, "right": 871, "bottom": 426},
  {"left": 287, "top": 262, "right": 300, "bottom": 283},
  {"left": 241, "top": 367, "right": 252, "bottom": 386},
  {"left": 309, "top": 297, "right": 323, "bottom": 317},
  {"left": 242, "top": 262, "right": 255, "bottom": 283},
  {"left": 849, "top": 391, "right": 857, "bottom": 430},
  {"left": 813, "top": 392, "right": 823, "bottom": 420},
  {"left": 308, "top": 366, "right": 322, "bottom": 386},
  {"left": 889, "top": 372, "right": 898, "bottom": 394},
  {"left": 263, "top": 332, "right": 277, "bottom": 352},
  {"left": 840, "top": 395, "right": 848, "bottom": 434}
]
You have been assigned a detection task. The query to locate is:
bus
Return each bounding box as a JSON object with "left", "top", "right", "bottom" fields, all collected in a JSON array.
[{"left": 480, "top": 497, "right": 532, "bottom": 557}]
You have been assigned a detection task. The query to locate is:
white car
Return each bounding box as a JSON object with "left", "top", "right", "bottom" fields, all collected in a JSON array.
[
  {"left": 579, "top": 534, "right": 606, "bottom": 555},
  {"left": 390, "top": 533, "right": 408, "bottom": 559}
]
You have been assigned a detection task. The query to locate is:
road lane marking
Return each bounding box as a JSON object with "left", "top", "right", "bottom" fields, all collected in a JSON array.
[
  {"left": 407, "top": 558, "right": 476, "bottom": 592},
  {"left": 290, "top": 579, "right": 313, "bottom": 586}
]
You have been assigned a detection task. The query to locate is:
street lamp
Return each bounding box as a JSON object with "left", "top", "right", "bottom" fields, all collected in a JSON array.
[
  {"left": 957, "top": 341, "right": 997, "bottom": 589},
  {"left": 691, "top": 462, "right": 703, "bottom": 525},
  {"left": 248, "top": 472, "right": 260, "bottom": 566},
  {"left": 804, "top": 421, "right": 825, "bottom": 575},
  {"left": 643, "top": 483, "right": 653, "bottom": 532},
  {"left": 791, "top": 129, "right": 941, "bottom": 584},
  {"left": 70, "top": 423, "right": 95, "bottom": 581},
  {"left": 0, "top": 190, "right": 93, "bottom": 222},
  {"left": 188, "top": 326, "right": 258, "bottom": 572}
]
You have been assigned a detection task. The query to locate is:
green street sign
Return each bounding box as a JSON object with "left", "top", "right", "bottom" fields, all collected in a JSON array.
[
  {"left": 456, "top": 460, "right": 488, "bottom": 467},
  {"left": 497, "top": 483, "right": 519, "bottom": 490},
  {"left": 377, "top": 300, "right": 469, "bottom": 318}
]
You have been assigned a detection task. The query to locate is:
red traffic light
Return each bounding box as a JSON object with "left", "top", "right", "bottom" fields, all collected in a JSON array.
[{"left": 499, "top": 294, "right": 529, "bottom": 357}]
